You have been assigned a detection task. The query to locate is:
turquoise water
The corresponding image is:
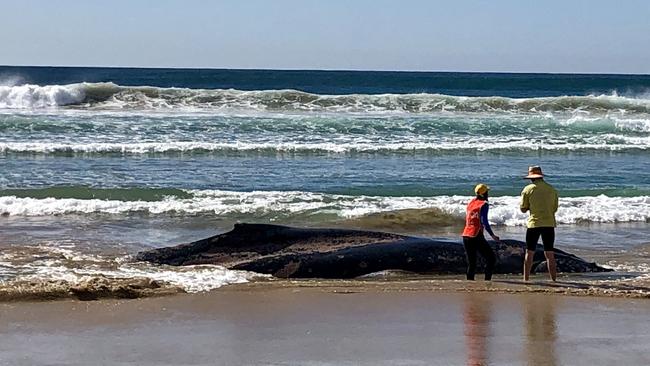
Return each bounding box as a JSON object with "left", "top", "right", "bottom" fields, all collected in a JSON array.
[{"left": 0, "top": 67, "right": 649, "bottom": 289}]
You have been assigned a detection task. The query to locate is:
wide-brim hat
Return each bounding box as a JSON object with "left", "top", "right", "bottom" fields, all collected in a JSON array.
[{"left": 524, "top": 165, "right": 544, "bottom": 179}]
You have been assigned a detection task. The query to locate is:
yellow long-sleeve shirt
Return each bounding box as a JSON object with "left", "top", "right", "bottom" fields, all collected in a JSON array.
[{"left": 520, "top": 180, "right": 558, "bottom": 228}]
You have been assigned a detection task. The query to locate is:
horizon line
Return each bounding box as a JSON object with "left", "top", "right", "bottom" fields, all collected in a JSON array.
[{"left": 1, "top": 64, "right": 649, "bottom": 77}]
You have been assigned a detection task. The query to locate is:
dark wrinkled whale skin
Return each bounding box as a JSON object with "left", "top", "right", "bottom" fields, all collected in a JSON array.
[{"left": 136, "top": 223, "right": 611, "bottom": 278}]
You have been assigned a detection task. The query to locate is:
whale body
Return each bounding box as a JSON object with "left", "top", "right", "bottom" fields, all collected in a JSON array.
[{"left": 136, "top": 223, "right": 611, "bottom": 278}]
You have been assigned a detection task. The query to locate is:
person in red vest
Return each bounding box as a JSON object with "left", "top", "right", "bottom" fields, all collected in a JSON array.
[{"left": 461, "top": 184, "right": 500, "bottom": 281}]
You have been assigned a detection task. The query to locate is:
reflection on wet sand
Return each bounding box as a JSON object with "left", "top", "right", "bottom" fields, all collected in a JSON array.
[
  {"left": 463, "top": 294, "right": 491, "bottom": 366},
  {"left": 523, "top": 295, "right": 558, "bottom": 366},
  {"left": 463, "top": 293, "right": 560, "bottom": 366}
]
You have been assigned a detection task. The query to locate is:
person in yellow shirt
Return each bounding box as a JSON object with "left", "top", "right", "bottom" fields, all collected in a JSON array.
[{"left": 520, "top": 166, "right": 559, "bottom": 281}]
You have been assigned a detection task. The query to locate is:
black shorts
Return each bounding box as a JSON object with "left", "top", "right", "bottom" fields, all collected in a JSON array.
[{"left": 526, "top": 227, "right": 555, "bottom": 251}]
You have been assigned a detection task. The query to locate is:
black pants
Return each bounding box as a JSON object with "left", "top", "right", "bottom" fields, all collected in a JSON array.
[
  {"left": 525, "top": 227, "right": 555, "bottom": 251},
  {"left": 462, "top": 233, "right": 496, "bottom": 281}
]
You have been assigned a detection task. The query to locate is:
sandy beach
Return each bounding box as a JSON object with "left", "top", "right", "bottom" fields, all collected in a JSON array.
[{"left": 1, "top": 285, "right": 649, "bottom": 366}]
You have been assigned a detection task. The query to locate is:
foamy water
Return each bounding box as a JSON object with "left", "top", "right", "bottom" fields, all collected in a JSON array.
[
  {"left": 0, "top": 245, "right": 264, "bottom": 293},
  {"left": 0, "top": 191, "right": 649, "bottom": 226},
  {"left": 2, "top": 138, "right": 650, "bottom": 154}
]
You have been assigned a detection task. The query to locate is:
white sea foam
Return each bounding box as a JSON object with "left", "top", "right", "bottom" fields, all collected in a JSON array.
[
  {"left": 561, "top": 115, "right": 650, "bottom": 133},
  {"left": 101, "top": 264, "right": 262, "bottom": 293},
  {"left": 0, "top": 83, "right": 87, "bottom": 108},
  {"left": 0, "top": 190, "right": 648, "bottom": 225},
  {"left": 20, "top": 262, "right": 262, "bottom": 293},
  {"left": 0, "top": 247, "right": 263, "bottom": 293},
  {"left": 605, "top": 261, "right": 650, "bottom": 274},
  {"left": 1, "top": 136, "right": 650, "bottom": 155}
]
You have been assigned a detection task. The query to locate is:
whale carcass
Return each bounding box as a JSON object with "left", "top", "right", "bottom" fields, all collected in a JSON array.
[{"left": 136, "top": 223, "right": 610, "bottom": 278}]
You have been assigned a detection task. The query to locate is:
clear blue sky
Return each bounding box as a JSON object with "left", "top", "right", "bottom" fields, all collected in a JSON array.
[{"left": 1, "top": 0, "right": 649, "bottom": 73}]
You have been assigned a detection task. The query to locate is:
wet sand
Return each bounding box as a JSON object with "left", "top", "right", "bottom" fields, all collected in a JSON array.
[{"left": 1, "top": 287, "right": 649, "bottom": 365}]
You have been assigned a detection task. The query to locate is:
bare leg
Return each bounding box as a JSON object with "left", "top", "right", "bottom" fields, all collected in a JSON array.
[
  {"left": 544, "top": 250, "right": 557, "bottom": 281},
  {"left": 524, "top": 250, "right": 535, "bottom": 281}
]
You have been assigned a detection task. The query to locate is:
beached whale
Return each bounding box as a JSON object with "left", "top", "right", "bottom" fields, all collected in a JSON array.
[{"left": 136, "top": 223, "right": 611, "bottom": 278}]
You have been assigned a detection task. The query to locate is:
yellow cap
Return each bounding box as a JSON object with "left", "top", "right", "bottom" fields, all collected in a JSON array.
[{"left": 474, "top": 183, "right": 490, "bottom": 195}]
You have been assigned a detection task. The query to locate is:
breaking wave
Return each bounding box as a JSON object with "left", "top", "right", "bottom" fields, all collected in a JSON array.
[
  {"left": 2, "top": 138, "right": 650, "bottom": 155},
  {"left": 0, "top": 189, "right": 649, "bottom": 226},
  {"left": 2, "top": 82, "right": 650, "bottom": 114}
]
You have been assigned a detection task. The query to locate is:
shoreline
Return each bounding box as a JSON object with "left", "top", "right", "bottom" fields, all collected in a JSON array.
[
  {"left": 218, "top": 274, "right": 650, "bottom": 300},
  {"left": 1, "top": 273, "right": 649, "bottom": 303}
]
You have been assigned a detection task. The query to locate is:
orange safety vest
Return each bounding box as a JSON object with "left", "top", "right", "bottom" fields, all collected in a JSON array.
[{"left": 462, "top": 198, "right": 486, "bottom": 238}]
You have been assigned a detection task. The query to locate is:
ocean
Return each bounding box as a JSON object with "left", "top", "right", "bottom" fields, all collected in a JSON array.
[{"left": 1, "top": 66, "right": 649, "bottom": 295}]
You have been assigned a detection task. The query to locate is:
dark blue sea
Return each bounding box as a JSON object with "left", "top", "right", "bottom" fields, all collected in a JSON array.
[{"left": 0, "top": 66, "right": 649, "bottom": 292}]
